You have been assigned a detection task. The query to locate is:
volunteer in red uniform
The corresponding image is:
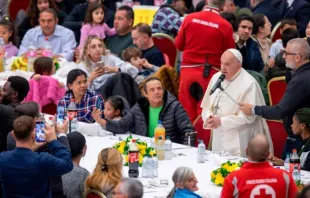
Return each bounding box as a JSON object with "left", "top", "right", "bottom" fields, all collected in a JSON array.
[
  {"left": 175, "top": 0, "right": 235, "bottom": 123},
  {"left": 221, "top": 134, "right": 298, "bottom": 198}
]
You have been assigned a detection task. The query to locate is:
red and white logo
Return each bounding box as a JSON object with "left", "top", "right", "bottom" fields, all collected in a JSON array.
[{"left": 250, "top": 184, "right": 276, "bottom": 198}]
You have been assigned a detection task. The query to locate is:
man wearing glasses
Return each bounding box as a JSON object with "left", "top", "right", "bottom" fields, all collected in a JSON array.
[{"left": 240, "top": 38, "right": 310, "bottom": 159}]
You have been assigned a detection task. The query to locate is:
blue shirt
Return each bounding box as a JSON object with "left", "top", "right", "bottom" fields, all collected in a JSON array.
[
  {"left": 18, "top": 25, "right": 76, "bottom": 61},
  {"left": 0, "top": 140, "right": 73, "bottom": 198},
  {"left": 174, "top": 189, "right": 202, "bottom": 198}
]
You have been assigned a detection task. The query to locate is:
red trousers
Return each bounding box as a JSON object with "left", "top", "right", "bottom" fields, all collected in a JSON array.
[{"left": 179, "top": 66, "right": 218, "bottom": 123}]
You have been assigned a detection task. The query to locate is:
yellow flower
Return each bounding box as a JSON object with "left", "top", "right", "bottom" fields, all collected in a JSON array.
[
  {"left": 227, "top": 164, "right": 239, "bottom": 173},
  {"left": 125, "top": 155, "right": 129, "bottom": 163},
  {"left": 139, "top": 153, "right": 143, "bottom": 163},
  {"left": 214, "top": 173, "right": 225, "bottom": 186},
  {"left": 222, "top": 163, "right": 230, "bottom": 170},
  {"left": 211, "top": 171, "right": 216, "bottom": 179},
  {"left": 140, "top": 149, "right": 146, "bottom": 156},
  {"left": 120, "top": 141, "right": 126, "bottom": 147},
  {"left": 118, "top": 145, "right": 125, "bottom": 154}
]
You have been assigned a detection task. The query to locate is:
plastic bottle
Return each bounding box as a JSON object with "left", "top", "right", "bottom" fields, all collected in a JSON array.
[
  {"left": 284, "top": 153, "right": 290, "bottom": 171},
  {"left": 152, "top": 154, "right": 158, "bottom": 178},
  {"left": 150, "top": 136, "right": 155, "bottom": 149},
  {"left": 42, "top": 37, "right": 53, "bottom": 57},
  {"left": 67, "top": 99, "right": 78, "bottom": 133},
  {"left": 197, "top": 140, "right": 206, "bottom": 163},
  {"left": 142, "top": 155, "right": 149, "bottom": 178},
  {"left": 27, "top": 42, "right": 36, "bottom": 72},
  {"left": 146, "top": 155, "right": 154, "bottom": 178},
  {"left": 154, "top": 121, "right": 165, "bottom": 144},
  {"left": 128, "top": 139, "right": 139, "bottom": 178},
  {"left": 290, "top": 149, "right": 300, "bottom": 173},
  {"left": 292, "top": 166, "right": 301, "bottom": 183},
  {"left": 156, "top": 136, "right": 165, "bottom": 160},
  {"left": 0, "top": 38, "right": 5, "bottom": 72},
  {"left": 164, "top": 136, "right": 172, "bottom": 160},
  {"left": 122, "top": 0, "right": 133, "bottom": 7},
  {"left": 48, "top": 116, "right": 54, "bottom": 127}
]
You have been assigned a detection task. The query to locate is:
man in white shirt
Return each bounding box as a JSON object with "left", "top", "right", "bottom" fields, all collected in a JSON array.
[{"left": 200, "top": 49, "right": 273, "bottom": 157}]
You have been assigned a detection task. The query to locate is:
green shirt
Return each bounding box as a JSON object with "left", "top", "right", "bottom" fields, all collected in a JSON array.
[
  {"left": 105, "top": 32, "right": 134, "bottom": 58},
  {"left": 148, "top": 106, "right": 163, "bottom": 137}
]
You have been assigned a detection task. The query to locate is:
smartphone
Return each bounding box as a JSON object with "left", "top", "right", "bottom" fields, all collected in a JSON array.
[
  {"left": 57, "top": 106, "right": 65, "bottom": 125},
  {"left": 97, "top": 60, "right": 105, "bottom": 68},
  {"left": 96, "top": 97, "right": 102, "bottom": 109},
  {"left": 35, "top": 121, "right": 45, "bottom": 142}
]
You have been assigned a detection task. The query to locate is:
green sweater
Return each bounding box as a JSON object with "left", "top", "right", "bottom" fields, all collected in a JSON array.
[
  {"left": 234, "top": 6, "right": 253, "bottom": 17},
  {"left": 105, "top": 32, "right": 134, "bottom": 58}
]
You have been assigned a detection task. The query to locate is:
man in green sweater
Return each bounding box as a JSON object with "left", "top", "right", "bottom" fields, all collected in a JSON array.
[
  {"left": 222, "top": 0, "right": 253, "bottom": 17},
  {"left": 106, "top": 5, "right": 135, "bottom": 58}
]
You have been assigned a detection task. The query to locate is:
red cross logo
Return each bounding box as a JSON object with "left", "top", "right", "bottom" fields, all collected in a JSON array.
[
  {"left": 250, "top": 184, "right": 276, "bottom": 198},
  {"left": 254, "top": 189, "right": 273, "bottom": 198}
]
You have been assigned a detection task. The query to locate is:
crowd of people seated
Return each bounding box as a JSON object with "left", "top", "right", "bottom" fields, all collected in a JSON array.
[{"left": 0, "top": 0, "right": 310, "bottom": 197}]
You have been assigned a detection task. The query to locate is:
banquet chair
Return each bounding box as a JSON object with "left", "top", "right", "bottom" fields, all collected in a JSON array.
[
  {"left": 152, "top": 33, "right": 178, "bottom": 68},
  {"left": 270, "top": 22, "right": 281, "bottom": 43},
  {"left": 8, "top": 0, "right": 30, "bottom": 20},
  {"left": 163, "top": 54, "right": 170, "bottom": 66},
  {"left": 267, "top": 76, "right": 286, "bottom": 106},
  {"left": 42, "top": 103, "right": 57, "bottom": 115},
  {"left": 193, "top": 115, "right": 212, "bottom": 148},
  {"left": 266, "top": 120, "right": 287, "bottom": 158},
  {"left": 85, "top": 189, "right": 107, "bottom": 198}
]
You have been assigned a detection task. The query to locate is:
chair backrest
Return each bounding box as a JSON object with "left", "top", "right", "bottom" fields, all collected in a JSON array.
[
  {"left": 42, "top": 103, "right": 57, "bottom": 115},
  {"left": 270, "top": 22, "right": 281, "bottom": 43},
  {"left": 8, "top": 0, "right": 30, "bottom": 20},
  {"left": 267, "top": 76, "right": 286, "bottom": 106},
  {"left": 85, "top": 189, "right": 107, "bottom": 198},
  {"left": 163, "top": 54, "right": 170, "bottom": 66},
  {"left": 152, "top": 33, "right": 178, "bottom": 68},
  {"left": 266, "top": 120, "right": 287, "bottom": 158},
  {"left": 193, "top": 115, "right": 212, "bottom": 148}
]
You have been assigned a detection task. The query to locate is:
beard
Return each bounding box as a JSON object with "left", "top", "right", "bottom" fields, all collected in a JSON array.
[
  {"left": 286, "top": 62, "right": 297, "bottom": 70},
  {"left": 1, "top": 95, "right": 12, "bottom": 105}
]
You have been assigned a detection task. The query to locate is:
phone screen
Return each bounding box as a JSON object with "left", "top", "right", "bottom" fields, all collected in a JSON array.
[
  {"left": 96, "top": 97, "right": 102, "bottom": 109},
  {"left": 35, "top": 121, "right": 45, "bottom": 142},
  {"left": 57, "top": 106, "right": 65, "bottom": 125}
]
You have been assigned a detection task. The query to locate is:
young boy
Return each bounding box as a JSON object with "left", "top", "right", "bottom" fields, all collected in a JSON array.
[
  {"left": 122, "top": 47, "right": 159, "bottom": 84},
  {"left": 268, "top": 19, "right": 297, "bottom": 67}
]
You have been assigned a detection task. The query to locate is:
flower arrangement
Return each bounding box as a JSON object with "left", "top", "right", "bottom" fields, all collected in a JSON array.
[
  {"left": 11, "top": 57, "right": 60, "bottom": 72},
  {"left": 211, "top": 161, "right": 242, "bottom": 186},
  {"left": 113, "top": 134, "right": 155, "bottom": 167}
]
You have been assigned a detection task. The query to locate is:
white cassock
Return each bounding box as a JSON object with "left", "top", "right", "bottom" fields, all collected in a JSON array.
[{"left": 200, "top": 68, "right": 273, "bottom": 157}]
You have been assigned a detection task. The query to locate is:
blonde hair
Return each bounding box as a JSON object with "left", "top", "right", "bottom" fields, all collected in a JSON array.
[
  {"left": 80, "top": 35, "right": 106, "bottom": 67},
  {"left": 85, "top": 148, "right": 123, "bottom": 194}
]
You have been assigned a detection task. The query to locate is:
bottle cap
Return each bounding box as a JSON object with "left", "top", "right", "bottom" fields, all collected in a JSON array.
[
  {"left": 158, "top": 120, "right": 162, "bottom": 124},
  {"left": 49, "top": 117, "right": 53, "bottom": 120},
  {"left": 166, "top": 136, "right": 170, "bottom": 139},
  {"left": 132, "top": 139, "right": 136, "bottom": 143},
  {"left": 292, "top": 149, "right": 297, "bottom": 153},
  {"left": 70, "top": 98, "right": 75, "bottom": 102}
]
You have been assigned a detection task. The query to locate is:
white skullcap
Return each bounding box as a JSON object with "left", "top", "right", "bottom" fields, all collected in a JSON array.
[{"left": 227, "top": 48, "right": 243, "bottom": 64}]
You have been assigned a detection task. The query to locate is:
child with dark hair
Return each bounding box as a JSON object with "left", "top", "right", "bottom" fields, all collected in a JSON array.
[
  {"left": 104, "top": 96, "right": 124, "bottom": 121},
  {"left": 122, "top": 47, "right": 158, "bottom": 84},
  {"left": 0, "top": 16, "right": 18, "bottom": 58},
  {"left": 79, "top": 2, "right": 116, "bottom": 49}
]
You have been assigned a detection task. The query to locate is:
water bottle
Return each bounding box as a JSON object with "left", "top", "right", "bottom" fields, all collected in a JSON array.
[
  {"left": 0, "top": 38, "right": 5, "bottom": 72},
  {"left": 164, "top": 136, "right": 172, "bottom": 160},
  {"left": 42, "top": 37, "right": 53, "bottom": 57},
  {"left": 27, "top": 42, "right": 36, "bottom": 72},
  {"left": 67, "top": 99, "right": 78, "bottom": 133},
  {"left": 128, "top": 139, "right": 139, "bottom": 178},
  {"left": 142, "top": 155, "right": 149, "bottom": 178},
  {"left": 146, "top": 155, "right": 154, "bottom": 178},
  {"left": 284, "top": 153, "right": 290, "bottom": 171},
  {"left": 152, "top": 154, "right": 158, "bottom": 178},
  {"left": 290, "top": 149, "right": 300, "bottom": 173},
  {"left": 197, "top": 140, "right": 206, "bottom": 163},
  {"left": 156, "top": 137, "right": 165, "bottom": 160},
  {"left": 292, "top": 166, "right": 301, "bottom": 183}
]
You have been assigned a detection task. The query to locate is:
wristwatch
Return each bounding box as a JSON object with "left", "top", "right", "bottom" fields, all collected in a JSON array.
[{"left": 252, "top": 106, "right": 256, "bottom": 115}]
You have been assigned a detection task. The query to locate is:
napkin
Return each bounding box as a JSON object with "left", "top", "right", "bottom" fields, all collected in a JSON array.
[
  {"left": 78, "top": 122, "right": 101, "bottom": 136},
  {"left": 208, "top": 153, "right": 226, "bottom": 166}
]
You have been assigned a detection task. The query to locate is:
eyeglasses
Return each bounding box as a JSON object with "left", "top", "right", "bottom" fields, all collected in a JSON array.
[{"left": 283, "top": 50, "right": 300, "bottom": 57}]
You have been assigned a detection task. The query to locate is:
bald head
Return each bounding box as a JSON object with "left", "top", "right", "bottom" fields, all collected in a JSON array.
[
  {"left": 246, "top": 134, "right": 270, "bottom": 162},
  {"left": 220, "top": 50, "right": 242, "bottom": 80},
  {"left": 288, "top": 38, "right": 310, "bottom": 61}
]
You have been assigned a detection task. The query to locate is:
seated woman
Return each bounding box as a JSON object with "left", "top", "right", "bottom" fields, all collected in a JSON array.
[
  {"left": 18, "top": 0, "right": 67, "bottom": 41},
  {"left": 57, "top": 69, "right": 104, "bottom": 123},
  {"left": 167, "top": 167, "right": 201, "bottom": 198},
  {"left": 84, "top": 148, "right": 122, "bottom": 198},
  {"left": 24, "top": 57, "right": 65, "bottom": 109},
  {"left": 269, "top": 108, "right": 310, "bottom": 171},
  {"left": 62, "top": 132, "right": 89, "bottom": 198},
  {"left": 77, "top": 35, "right": 138, "bottom": 91}
]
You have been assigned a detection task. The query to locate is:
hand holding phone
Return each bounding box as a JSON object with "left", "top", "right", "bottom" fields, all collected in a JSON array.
[
  {"left": 97, "top": 60, "right": 105, "bottom": 68},
  {"left": 35, "top": 121, "right": 46, "bottom": 142}
]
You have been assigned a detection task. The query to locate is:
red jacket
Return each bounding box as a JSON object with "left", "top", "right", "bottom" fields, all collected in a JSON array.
[
  {"left": 175, "top": 6, "right": 235, "bottom": 67},
  {"left": 221, "top": 161, "right": 298, "bottom": 198}
]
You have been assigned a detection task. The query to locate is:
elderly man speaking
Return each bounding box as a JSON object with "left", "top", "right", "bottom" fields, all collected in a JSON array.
[{"left": 200, "top": 49, "right": 273, "bottom": 157}]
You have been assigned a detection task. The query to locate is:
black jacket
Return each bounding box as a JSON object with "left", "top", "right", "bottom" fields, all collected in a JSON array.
[
  {"left": 252, "top": 0, "right": 282, "bottom": 28},
  {"left": 63, "top": 3, "right": 115, "bottom": 43},
  {"left": 271, "top": 0, "right": 310, "bottom": 37},
  {"left": 106, "top": 91, "right": 196, "bottom": 145},
  {"left": 255, "top": 61, "right": 310, "bottom": 136}
]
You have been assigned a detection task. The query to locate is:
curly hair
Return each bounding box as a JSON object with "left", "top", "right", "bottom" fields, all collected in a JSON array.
[
  {"left": 27, "top": 0, "right": 59, "bottom": 27},
  {"left": 80, "top": 35, "right": 106, "bottom": 67}
]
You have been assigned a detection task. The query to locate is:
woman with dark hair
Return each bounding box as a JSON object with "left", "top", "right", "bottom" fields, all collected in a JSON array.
[
  {"left": 269, "top": 108, "right": 310, "bottom": 171},
  {"left": 62, "top": 132, "right": 89, "bottom": 198},
  {"left": 57, "top": 69, "right": 104, "bottom": 123},
  {"left": 18, "top": 0, "right": 67, "bottom": 41},
  {"left": 252, "top": 14, "right": 272, "bottom": 67}
]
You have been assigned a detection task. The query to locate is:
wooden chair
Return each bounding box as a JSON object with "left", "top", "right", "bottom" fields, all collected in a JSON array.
[
  {"left": 152, "top": 33, "right": 178, "bottom": 69},
  {"left": 267, "top": 76, "right": 286, "bottom": 106},
  {"left": 266, "top": 120, "right": 287, "bottom": 158},
  {"left": 270, "top": 22, "right": 281, "bottom": 43},
  {"left": 85, "top": 189, "right": 107, "bottom": 198},
  {"left": 193, "top": 115, "right": 212, "bottom": 148}
]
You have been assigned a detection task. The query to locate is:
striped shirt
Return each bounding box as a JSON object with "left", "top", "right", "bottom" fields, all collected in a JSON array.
[{"left": 57, "top": 90, "right": 104, "bottom": 123}]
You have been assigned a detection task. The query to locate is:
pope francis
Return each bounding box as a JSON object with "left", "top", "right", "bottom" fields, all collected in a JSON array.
[{"left": 201, "top": 49, "right": 273, "bottom": 157}]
